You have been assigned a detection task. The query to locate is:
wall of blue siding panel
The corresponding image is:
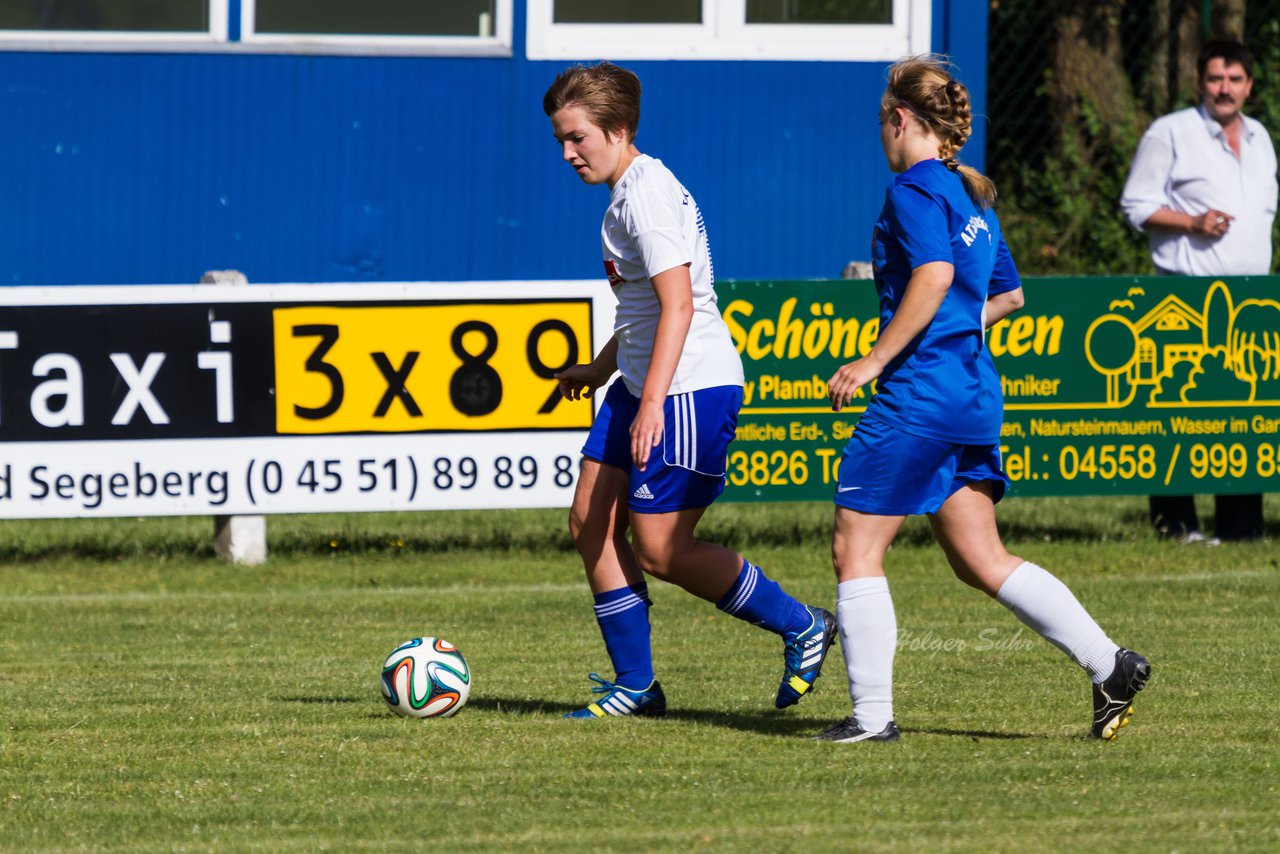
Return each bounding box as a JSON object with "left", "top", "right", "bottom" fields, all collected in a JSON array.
[{"left": 0, "top": 0, "right": 987, "bottom": 286}]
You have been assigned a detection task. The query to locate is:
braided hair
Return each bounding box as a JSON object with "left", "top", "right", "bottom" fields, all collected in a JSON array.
[{"left": 883, "top": 56, "right": 996, "bottom": 207}]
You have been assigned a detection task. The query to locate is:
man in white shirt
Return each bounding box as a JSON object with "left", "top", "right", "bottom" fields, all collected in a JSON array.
[{"left": 1121, "top": 38, "right": 1277, "bottom": 542}]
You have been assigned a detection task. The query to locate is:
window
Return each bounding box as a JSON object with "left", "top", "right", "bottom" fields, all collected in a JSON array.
[
  {"left": 0, "top": 0, "right": 226, "bottom": 48},
  {"left": 0, "top": 0, "right": 209, "bottom": 31},
  {"left": 554, "top": 1, "right": 701, "bottom": 24},
  {"left": 526, "top": 0, "right": 928, "bottom": 61},
  {"left": 0, "top": 0, "right": 513, "bottom": 55},
  {"left": 746, "top": 1, "right": 891, "bottom": 25},
  {"left": 251, "top": 1, "right": 494, "bottom": 37},
  {"left": 241, "top": 0, "right": 514, "bottom": 55}
]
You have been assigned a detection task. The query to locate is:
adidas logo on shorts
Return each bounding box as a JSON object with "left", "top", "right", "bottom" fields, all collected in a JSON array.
[{"left": 632, "top": 484, "right": 655, "bottom": 500}]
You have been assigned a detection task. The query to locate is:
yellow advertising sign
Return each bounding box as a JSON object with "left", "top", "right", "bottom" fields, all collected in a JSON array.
[
  {"left": 273, "top": 301, "right": 593, "bottom": 433},
  {"left": 715, "top": 276, "right": 1280, "bottom": 501}
]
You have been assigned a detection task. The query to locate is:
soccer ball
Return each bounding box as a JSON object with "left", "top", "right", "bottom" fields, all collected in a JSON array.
[{"left": 380, "top": 637, "right": 471, "bottom": 718}]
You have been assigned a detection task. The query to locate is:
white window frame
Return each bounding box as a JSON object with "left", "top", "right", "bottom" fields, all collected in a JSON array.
[
  {"left": 239, "top": 0, "right": 514, "bottom": 57},
  {"left": 526, "top": 0, "right": 930, "bottom": 62},
  {"left": 0, "top": 0, "right": 513, "bottom": 56},
  {"left": 0, "top": 0, "right": 229, "bottom": 53}
]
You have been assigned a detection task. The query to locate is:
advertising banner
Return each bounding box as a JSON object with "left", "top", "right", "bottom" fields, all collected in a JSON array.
[
  {"left": 1, "top": 275, "right": 1277, "bottom": 518},
  {"left": 0, "top": 281, "right": 613, "bottom": 517},
  {"left": 721, "top": 276, "right": 1280, "bottom": 501}
]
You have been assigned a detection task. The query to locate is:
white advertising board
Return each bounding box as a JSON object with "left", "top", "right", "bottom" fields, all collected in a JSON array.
[{"left": 0, "top": 281, "right": 613, "bottom": 518}]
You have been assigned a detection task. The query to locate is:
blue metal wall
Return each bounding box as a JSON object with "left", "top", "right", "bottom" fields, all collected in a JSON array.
[{"left": 0, "top": 1, "right": 987, "bottom": 286}]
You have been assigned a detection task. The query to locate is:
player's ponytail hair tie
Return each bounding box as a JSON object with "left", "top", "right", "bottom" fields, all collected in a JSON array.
[{"left": 943, "top": 157, "right": 961, "bottom": 172}]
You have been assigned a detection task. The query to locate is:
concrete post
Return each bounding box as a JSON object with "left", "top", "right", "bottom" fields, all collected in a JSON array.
[
  {"left": 842, "top": 261, "right": 873, "bottom": 280},
  {"left": 202, "top": 269, "right": 268, "bottom": 565},
  {"left": 214, "top": 514, "right": 268, "bottom": 565}
]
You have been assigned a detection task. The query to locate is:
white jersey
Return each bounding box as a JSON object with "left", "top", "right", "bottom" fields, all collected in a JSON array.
[{"left": 601, "top": 154, "right": 744, "bottom": 396}]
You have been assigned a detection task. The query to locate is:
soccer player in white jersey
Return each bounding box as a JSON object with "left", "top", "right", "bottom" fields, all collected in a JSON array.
[
  {"left": 544, "top": 61, "right": 836, "bottom": 719},
  {"left": 813, "top": 57, "right": 1150, "bottom": 743}
]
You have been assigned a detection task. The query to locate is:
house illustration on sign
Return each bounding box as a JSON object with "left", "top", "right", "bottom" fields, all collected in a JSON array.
[{"left": 1084, "top": 281, "right": 1280, "bottom": 408}]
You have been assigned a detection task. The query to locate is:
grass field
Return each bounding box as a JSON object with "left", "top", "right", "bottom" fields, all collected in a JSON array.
[{"left": 2, "top": 496, "right": 1277, "bottom": 852}]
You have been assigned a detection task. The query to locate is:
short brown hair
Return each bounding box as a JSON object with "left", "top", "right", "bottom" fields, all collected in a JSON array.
[
  {"left": 1198, "top": 39, "right": 1254, "bottom": 79},
  {"left": 543, "top": 62, "right": 641, "bottom": 143}
]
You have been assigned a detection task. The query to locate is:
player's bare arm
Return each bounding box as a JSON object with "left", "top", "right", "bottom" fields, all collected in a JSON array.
[
  {"left": 985, "top": 286, "right": 1025, "bottom": 329},
  {"left": 632, "top": 264, "right": 694, "bottom": 470},
  {"left": 828, "top": 261, "right": 953, "bottom": 411},
  {"left": 556, "top": 336, "right": 619, "bottom": 401}
]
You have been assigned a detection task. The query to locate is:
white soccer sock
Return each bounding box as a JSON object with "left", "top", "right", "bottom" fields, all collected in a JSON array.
[
  {"left": 836, "top": 576, "right": 896, "bottom": 732},
  {"left": 995, "top": 561, "right": 1120, "bottom": 683}
]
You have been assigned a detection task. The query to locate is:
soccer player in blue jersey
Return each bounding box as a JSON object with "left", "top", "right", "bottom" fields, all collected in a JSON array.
[
  {"left": 813, "top": 57, "right": 1150, "bottom": 743},
  {"left": 543, "top": 62, "right": 836, "bottom": 719}
]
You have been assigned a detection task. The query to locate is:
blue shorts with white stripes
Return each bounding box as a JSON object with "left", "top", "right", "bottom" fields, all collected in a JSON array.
[{"left": 582, "top": 380, "right": 743, "bottom": 514}]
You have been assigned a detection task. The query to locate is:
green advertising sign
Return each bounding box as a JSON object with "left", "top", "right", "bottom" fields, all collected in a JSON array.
[{"left": 717, "top": 276, "right": 1280, "bottom": 502}]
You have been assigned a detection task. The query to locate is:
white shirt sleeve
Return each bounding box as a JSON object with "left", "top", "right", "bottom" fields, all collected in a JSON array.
[
  {"left": 1121, "top": 125, "right": 1174, "bottom": 231},
  {"left": 626, "top": 187, "right": 693, "bottom": 278}
]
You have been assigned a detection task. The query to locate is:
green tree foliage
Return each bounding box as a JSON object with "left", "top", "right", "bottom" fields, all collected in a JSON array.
[{"left": 988, "top": 0, "right": 1280, "bottom": 275}]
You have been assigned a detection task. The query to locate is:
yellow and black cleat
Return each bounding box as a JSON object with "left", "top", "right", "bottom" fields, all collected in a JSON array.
[{"left": 1091, "top": 649, "right": 1150, "bottom": 739}]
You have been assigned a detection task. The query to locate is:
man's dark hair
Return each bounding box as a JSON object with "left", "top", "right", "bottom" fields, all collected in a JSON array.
[{"left": 1198, "top": 39, "right": 1254, "bottom": 79}]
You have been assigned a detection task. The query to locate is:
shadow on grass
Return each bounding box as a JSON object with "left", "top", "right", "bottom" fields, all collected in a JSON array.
[
  {"left": 661, "top": 707, "right": 828, "bottom": 737},
  {"left": 465, "top": 697, "right": 564, "bottom": 716},
  {"left": 278, "top": 695, "right": 363, "bottom": 704},
  {"left": 902, "top": 726, "right": 1042, "bottom": 740},
  {"left": 286, "top": 695, "right": 1063, "bottom": 740},
  {"left": 468, "top": 695, "right": 830, "bottom": 737}
]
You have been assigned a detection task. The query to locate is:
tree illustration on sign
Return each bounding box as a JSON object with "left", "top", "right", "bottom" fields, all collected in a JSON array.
[
  {"left": 1170, "top": 281, "right": 1254, "bottom": 402},
  {"left": 1203, "top": 280, "right": 1232, "bottom": 352},
  {"left": 1084, "top": 281, "right": 1280, "bottom": 407},
  {"left": 1084, "top": 314, "right": 1139, "bottom": 406},
  {"left": 1181, "top": 349, "right": 1253, "bottom": 401},
  {"left": 1231, "top": 300, "right": 1280, "bottom": 397}
]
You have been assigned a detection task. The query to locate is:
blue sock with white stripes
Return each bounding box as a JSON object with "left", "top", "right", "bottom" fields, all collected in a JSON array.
[
  {"left": 593, "top": 583, "right": 654, "bottom": 690},
  {"left": 716, "top": 559, "right": 811, "bottom": 639}
]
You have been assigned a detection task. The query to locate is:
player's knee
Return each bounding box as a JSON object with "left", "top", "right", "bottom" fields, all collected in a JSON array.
[
  {"left": 947, "top": 559, "right": 986, "bottom": 592},
  {"left": 630, "top": 539, "right": 673, "bottom": 579},
  {"left": 946, "top": 553, "right": 1010, "bottom": 596},
  {"left": 567, "top": 506, "right": 585, "bottom": 542},
  {"left": 830, "top": 539, "right": 853, "bottom": 579},
  {"left": 829, "top": 551, "right": 844, "bottom": 581},
  {"left": 832, "top": 539, "right": 884, "bottom": 581},
  {"left": 568, "top": 505, "right": 608, "bottom": 552}
]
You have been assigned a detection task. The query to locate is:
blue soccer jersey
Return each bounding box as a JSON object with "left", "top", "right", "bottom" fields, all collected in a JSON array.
[{"left": 863, "top": 159, "right": 1021, "bottom": 444}]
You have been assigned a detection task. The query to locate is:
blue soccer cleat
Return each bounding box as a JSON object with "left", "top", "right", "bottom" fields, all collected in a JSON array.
[
  {"left": 564, "top": 672, "right": 667, "bottom": 719},
  {"left": 775, "top": 605, "right": 838, "bottom": 709}
]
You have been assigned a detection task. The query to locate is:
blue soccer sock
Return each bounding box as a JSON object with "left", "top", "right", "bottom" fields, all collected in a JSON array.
[
  {"left": 716, "top": 559, "right": 811, "bottom": 638},
  {"left": 593, "top": 583, "right": 655, "bottom": 690}
]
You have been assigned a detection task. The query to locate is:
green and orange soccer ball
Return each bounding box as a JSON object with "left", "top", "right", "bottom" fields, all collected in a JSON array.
[{"left": 380, "top": 637, "right": 471, "bottom": 718}]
